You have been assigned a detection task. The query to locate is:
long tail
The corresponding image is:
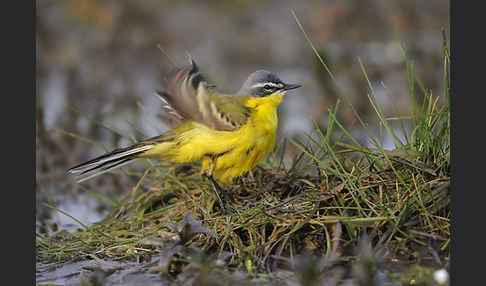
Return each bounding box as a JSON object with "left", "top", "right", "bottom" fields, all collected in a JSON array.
[{"left": 66, "top": 143, "right": 155, "bottom": 183}]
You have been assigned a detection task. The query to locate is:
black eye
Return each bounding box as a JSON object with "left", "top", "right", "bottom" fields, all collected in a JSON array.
[{"left": 264, "top": 84, "right": 273, "bottom": 90}]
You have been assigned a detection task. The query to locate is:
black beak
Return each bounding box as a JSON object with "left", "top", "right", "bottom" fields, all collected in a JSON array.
[{"left": 283, "top": 83, "right": 302, "bottom": 91}]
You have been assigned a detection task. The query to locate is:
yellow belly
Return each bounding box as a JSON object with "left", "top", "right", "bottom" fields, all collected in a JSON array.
[
  {"left": 210, "top": 122, "right": 277, "bottom": 181},
  {"left": 163, "top": 118, "right": 277, "bottom": 182}
]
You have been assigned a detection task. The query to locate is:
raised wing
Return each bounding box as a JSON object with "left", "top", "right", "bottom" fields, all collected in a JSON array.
[{"left": 156, "top": 59, "right": 250, "bottom": 131}]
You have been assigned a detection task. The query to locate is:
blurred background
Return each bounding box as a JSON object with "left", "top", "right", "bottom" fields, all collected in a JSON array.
[{"left": 36, "top": 0, "right": 449, "bottom": 233}]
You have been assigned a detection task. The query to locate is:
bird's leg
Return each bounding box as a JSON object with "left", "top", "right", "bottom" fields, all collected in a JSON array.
[
  {"left": 202, "top": 156, "right": 234, "bottom": 213},
  {"left": 209, "top": 176, "right": 235, "bottom": 204},
  {"left": 201, "top": 157, "right": 232, "bottom": 213},
  {"left": 206, "top": 175, "right": 229, "bottom": 213}
]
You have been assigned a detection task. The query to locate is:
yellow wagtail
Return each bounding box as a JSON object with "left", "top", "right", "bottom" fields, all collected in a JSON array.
[{"left": 67, "top": 59, "right": 301, "bottom": 212}]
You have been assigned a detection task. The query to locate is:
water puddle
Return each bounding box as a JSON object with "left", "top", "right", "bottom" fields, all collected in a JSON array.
[{"left": 36, "top": 256, "right": 170, "bottom": 286}]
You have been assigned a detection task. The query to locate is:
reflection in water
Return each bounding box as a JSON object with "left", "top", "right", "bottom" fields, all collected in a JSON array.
[{"left": 38, "top": 191, "right": 110, "bottom": 234}]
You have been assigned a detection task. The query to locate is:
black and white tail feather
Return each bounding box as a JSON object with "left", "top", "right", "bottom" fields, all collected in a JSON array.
[{"left": 66, "top": 144, "right": 154, "bottom": 183}]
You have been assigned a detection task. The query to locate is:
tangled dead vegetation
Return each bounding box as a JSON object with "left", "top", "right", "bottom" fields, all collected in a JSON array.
[{"left": 37, "top": 148, "right": 449, "bottom": 278}]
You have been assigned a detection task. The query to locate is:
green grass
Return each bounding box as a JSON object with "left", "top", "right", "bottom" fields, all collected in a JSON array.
[{"left": 36, "top": 15, "right": 450, "bottom": 285}]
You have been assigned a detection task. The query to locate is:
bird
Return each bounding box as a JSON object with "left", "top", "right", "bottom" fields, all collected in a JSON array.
[{"left": 67, "top": 58, "right": 301, "bottom": 212}]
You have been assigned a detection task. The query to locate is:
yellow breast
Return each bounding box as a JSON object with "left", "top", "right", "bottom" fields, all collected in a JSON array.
[{"left": 211, "top": 93, "right": 283, "bottom": 181}]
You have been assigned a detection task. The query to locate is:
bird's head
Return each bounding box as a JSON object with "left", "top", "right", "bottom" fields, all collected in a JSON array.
[{"left": 238, "top": 70, "right": 301, "bottom": 97}]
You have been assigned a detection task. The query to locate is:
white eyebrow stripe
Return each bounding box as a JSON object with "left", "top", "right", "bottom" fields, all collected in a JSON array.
[{"left": 251, "top": 82, "right": 284, "bottom": 88}]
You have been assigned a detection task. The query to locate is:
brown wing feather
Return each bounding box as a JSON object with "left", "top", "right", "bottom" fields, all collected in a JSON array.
[
  {"left": 156, "top": 59, "right": 250, "bottom": 131},
  {"left": 156, "top": 60, "right": 204, "bottom": 125}
]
